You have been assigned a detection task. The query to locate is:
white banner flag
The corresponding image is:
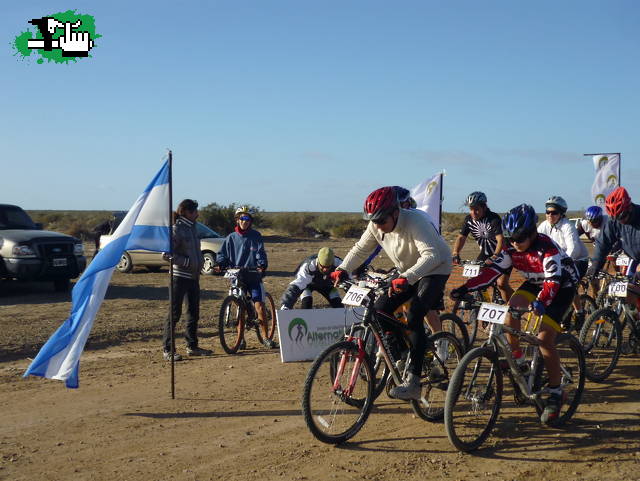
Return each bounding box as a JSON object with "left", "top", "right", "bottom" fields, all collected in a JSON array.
[
  {"left": 411, "top": 173, "right": 442, "bottom": 232},
  {"left": 590, "top": 154, "right": 620, "bottom": 207}
]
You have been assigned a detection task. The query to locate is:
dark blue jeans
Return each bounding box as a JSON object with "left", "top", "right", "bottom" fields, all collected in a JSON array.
[{"left": 163, "top": 276, "right": 200, "bottom": 351}]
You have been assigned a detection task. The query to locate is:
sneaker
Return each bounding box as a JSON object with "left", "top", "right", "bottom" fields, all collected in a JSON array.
[
  {"left": 263, "top": 339, "right": 278, "bottom": 349},
  {"left": 540, "top": 389, "right": 564, "bottom": 425},
  {"left": 162, "top": 350, "right": 182, "bottom": 361},
  {"left": 388, "top": 373, "right": 421, "bottom": 400},
  {"left": 186, "top": 346, "right": 213, "bottom": 356}
]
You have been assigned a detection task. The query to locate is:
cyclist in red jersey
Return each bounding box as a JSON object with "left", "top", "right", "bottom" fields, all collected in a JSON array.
[{"left": 451, "top": 204, "right": 579, "bottom": 424}]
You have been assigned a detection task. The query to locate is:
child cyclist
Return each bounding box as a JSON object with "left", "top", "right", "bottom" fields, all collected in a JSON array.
[
  {"left": 450, "top": 204, "right": 579, "bottom": 424},
  {"left": 215, "top": 206, "right": 277, "bottom": 348}
]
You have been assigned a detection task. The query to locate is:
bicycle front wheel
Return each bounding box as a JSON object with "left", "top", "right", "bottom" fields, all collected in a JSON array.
[
  {"left": 579, "top": 308, "right": 622, "bottom": 382},
  {"left": 218, "top": 296, "right": 245, "bottom": 354},
  {"left": 439, "top": 313, "right": 470, "bottom": 353},
  {"left": 444, "top": 347, "right": 503, "bottom": 452},
  {"left": 254, "top": 292, "right": 278, "bottom": 344},
  {"left": 411, "top": 331, "right": 464, "bottom": 421},
  {"left": 533, "top": 333, "right": 585, "bottom": 426},
  {"left": 351, "top": 326, "right": 389, "bottom": 401},
  {"left": 302, "top": 341, "right": 375, "bottom": 444}
]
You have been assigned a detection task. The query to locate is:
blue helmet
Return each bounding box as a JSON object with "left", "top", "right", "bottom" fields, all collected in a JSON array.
[
  {"left": 502, "top": 204, "right": 538, "bottom": 240},
  {"left": 584, "top": 205, "right": 603, "bottom": 223}
]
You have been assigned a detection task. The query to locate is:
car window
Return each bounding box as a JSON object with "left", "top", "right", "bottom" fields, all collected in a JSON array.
[
  {"left": 0, "top": 206, "right": 36, "bottom": 230},
  {"left": 196, "top": 222, "right": 221, "bottom": 239}
]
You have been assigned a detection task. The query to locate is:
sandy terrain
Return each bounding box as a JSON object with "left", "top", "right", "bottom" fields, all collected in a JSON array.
[{"left": 1, "top": 238, "right": 639, "bottom": 481}]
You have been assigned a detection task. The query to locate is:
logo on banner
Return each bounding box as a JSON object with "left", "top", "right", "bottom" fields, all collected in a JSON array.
[
  {"left": 13, "top": 10, "right": 99, "bottom": 64},
  {"left": 597, "top": 156, "right": 609, "bottom": 170},
  {"left": 594, "top": 194, "right": 606, "bottom": 207},
  {"left": 607, "top": 174, "right": 618, "bottom": 189},
  {"left": 426, "top": 181, "right": 438, "bottom": 195},
  {"left": 288, "top": 318, "right": 308, "bottom": 343}
]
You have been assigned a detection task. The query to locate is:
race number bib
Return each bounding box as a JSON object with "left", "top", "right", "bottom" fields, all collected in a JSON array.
[
  {"left": 462, "top": 263, "right": 481, "bottom": 278},
  {"left": 224, "top": 268, "right": 240, "bottom": 279},
  {"left": 342, "top": 285, "right": 371, "bottom": 307},
  {"left": 608, "top": 281, "right": 628, "bottom": 298},
  {"left": 477, "top": 302, "right": 509, "bottom": 324},
  {"left": 616, "top": 255, "right": 630, "bottom": 267}
]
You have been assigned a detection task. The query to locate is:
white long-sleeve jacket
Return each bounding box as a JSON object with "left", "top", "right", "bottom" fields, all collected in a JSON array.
[
  {"left": 537, "top": 217, "right": 589, "bottom": 261},
  {"left": 338, "top": 208, "right": 451, "bottom": 285}
]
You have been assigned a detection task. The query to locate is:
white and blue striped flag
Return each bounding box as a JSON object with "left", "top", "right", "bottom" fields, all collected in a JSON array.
[{"left": 24, "top": 160, "right": 171, "bottom": 388}]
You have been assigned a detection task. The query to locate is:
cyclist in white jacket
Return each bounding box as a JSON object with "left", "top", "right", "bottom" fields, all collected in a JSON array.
[
  {"left": 330, "top": 186, "right": 451, "bottom": 400},
  {"left": 537, "top": 196, "right": 589, "bottom": 327}
]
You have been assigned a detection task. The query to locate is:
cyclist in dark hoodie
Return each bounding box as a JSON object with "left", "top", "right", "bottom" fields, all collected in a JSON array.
[{"left": 215, "top": 206, "right": 276, "bottom": 348}]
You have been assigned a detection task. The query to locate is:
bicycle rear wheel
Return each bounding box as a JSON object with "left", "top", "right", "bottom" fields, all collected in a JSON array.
[
  {"left": 444, "top": 347, "right": 503, "bottom": 452},
  {"left": 533, "top": 333, "right": 585, "bottom": 426},
  {"left": 218, "top": 296, "right": 245, "bottom": 354},
  {"left": 411, "top": 332, "right": 463, "bottom": 421},
  {"left": 579, "top": 308, "right": 622, "bottom": 382},
  {"left": 439, "top": 313, "right": 470, "bottom": 353},
  {"left": 302, "top": 341, "right": 374, "bottom": 444}
]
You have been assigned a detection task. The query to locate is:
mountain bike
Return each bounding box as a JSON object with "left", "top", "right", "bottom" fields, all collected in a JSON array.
[
  {"left": 218, "top": 268, "right": 277, "bottom": 354},
  {"left": 301, "top": 274, "right": 463, "bottom": 444},
  {"left": 451, "top": 260, "right": 506, "bottom": 346},
  {"left": 578, "top": 271, "right": 640, "bottom": 381},
  {"left": 444, "top": 296, "right": 585, "bottom": 452}
]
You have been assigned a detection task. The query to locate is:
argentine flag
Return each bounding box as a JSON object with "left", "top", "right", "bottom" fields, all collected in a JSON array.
[{"left": 24, "top": 161, "right": 171, "bottom": 388}]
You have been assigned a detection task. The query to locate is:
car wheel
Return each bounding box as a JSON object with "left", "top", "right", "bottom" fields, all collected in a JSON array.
[
  {"left": 53, "top": 278, "right": 70, "bottom": 292},
  {"left": 201, "top": 252, "right": 217, "bottom": 275},
  {"left": 117, "top": 252, "right": 133, "bottom": 273}
]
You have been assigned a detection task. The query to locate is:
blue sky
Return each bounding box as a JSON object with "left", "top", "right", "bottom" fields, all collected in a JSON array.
[{"left": 2, "top": 1, "right": 639, "bottom": 213}]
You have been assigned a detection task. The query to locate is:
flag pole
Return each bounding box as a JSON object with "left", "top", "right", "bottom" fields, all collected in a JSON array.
[
  {"left": 439, "top": 171, "right": 444, "bottom": 233},
  {"left": 168, "top": 150, "right": 175, "bottom": 399}
]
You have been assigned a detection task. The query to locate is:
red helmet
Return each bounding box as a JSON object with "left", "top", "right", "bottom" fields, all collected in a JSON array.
[
  {"left": 363, "top": 186, "right": 398, "bottom": 222},
  {"left": 605, "top": 187, "right": 631, "bottom": 219}
]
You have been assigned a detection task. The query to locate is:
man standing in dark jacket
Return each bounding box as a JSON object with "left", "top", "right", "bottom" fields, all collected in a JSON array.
[
  {"left": 280, "top": 247, "right": 343, "bottom": 309},
  {"left": 162, "top": 199, "right": 212, "bottom": 361}
]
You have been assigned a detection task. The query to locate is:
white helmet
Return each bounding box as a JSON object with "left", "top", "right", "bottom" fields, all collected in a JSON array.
[{"left": 545, "top": 196, "right": 568, "bottom": 214}]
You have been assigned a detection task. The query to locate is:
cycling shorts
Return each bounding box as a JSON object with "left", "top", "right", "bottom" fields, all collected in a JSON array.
[
  {"left": 245, "top": 280, "right": 265, "bottom": 302},
  {"left": 514, "top": 281, "right": 575, "bottom": 332}
]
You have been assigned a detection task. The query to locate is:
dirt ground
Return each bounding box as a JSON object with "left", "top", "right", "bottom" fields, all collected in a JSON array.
[{"left": 1, "top": 238, "right": 640, "bottom": 481}]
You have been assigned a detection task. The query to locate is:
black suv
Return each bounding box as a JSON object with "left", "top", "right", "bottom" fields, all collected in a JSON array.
[{"left": 0, "top": 204, "right": 87, "bottom": 291}]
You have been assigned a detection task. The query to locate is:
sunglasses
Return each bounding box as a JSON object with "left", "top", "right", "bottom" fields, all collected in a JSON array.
[
  {"left": 545, "top": 210, "right": 560, "bottom": 215},
  {"left": 507, "top": 233, "right": 530, "bottom": 244},
  {"left": 372, "top": 216, "right": 389, "bottom": 225},
  {"left": 239, "top": 215, "right": 252, "bottom": 221}
]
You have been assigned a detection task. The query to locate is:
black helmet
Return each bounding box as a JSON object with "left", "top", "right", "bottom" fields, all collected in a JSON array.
[{"left": 465, "top": 191, "right": 487, "bottom": 207}]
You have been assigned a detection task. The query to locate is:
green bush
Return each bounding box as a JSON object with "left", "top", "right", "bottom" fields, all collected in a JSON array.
[
  {"left": 330, "top": 220, "right": 366, "bottom": 238},
  {"left": 270, "top": 212, "right": 317, "bottom": 237},
  {"left": 199, "top": 203, "right": 264, "bottom": 235}
]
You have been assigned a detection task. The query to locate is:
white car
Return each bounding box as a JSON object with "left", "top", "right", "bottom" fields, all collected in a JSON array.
[{"left": 100, "top": 222, "right": 224, "bottom": 275}]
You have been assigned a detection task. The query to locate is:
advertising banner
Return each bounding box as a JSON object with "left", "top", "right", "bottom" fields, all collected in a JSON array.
[
  {"left": 590, "top": 153, "right": 621, "bottom": 208},
  {"left": 276, "top": 308, "right": 363, "bottom": 362},
  {"left": 411, "top": 173, "right": 442, "bottom": 232}
]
